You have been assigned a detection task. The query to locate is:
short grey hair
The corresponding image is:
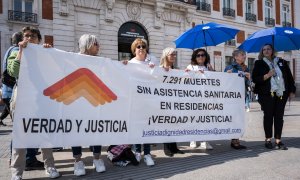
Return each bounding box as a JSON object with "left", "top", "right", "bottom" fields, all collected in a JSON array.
[
  {"left": 232, "top": 49, "right": 246, "bottom": 58},
  {"left": 160, "top": 47, "right": 176, "bottom": 67},
  {"left": 78, "top": 34, "right": 98, "bottom": 54}
]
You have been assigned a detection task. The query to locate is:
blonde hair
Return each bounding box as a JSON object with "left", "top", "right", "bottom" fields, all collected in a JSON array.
[
  {"left": 160, "top": 47, "right": 176, "bottom": 67},
  {"left": 131, "top": 38, "right": 148, "bottom": 55}
]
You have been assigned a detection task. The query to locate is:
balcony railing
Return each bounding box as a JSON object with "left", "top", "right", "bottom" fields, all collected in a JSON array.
[
  {"left": 8, "top": 10, "right": 37, "bottom": 23},
  {"left": 197, "top": 2, "right": 211, "bottom": 12},
  {"left": 223, "top": 8, "right": 235, "bottom": 17},
  {"left": 225, "top": 39, "right": 236, "bottom": 46},
  {"left": 174, "top": 0, "right": 196, "bottom": 5},
  {"left": 245, "top": 13, "right": 256, "bottom": 22},
  {"left": 265, "top": 17, "right": 275, "bottom": 26},
  {"left": 282, "top": 21, "right": 292, "bottom": 27}
]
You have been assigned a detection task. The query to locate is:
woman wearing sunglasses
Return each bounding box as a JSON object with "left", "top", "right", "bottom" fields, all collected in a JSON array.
[
  {"left": 186, "top": 48, "right": 214, "bottom": 150},
  {"left": 124, "top": 38, "right": 155, "bottom": 166},
  {"left": 71, "top": 34, "right": 106, "bottom": 177}
]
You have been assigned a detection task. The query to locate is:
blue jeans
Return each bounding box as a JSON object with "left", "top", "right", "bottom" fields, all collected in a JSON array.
[
  {"left": 134, "top": 144, "right": 151, "bottom": 155},
  {"left": 245, "top": 92, "right": 250, "bottom": 109}
]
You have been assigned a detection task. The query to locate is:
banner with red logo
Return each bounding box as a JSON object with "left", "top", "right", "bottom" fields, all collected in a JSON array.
[{"left": 13, "top": 44, "right": 245, "bottom": 148}]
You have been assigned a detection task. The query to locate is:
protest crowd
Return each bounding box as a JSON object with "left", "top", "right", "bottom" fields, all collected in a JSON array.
[{"left": 0, "top": 26, "right": 296, "bottom": 180}]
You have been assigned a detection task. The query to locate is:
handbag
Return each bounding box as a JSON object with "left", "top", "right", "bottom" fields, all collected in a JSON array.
[{"left": 1, "top": 69, "right": 16, "bottom": 88}]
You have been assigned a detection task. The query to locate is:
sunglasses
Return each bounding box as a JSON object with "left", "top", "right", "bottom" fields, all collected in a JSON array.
[
  {"left": 94, "top": 42, "right": 99, "bottom": 46},
  {"left": 24, "top": 34, "right": 38, "bottom": 39},
  {"left": 136, "top": 45, "right": 146, "bottom": 49},
  {"left": 196, "top": 54, "right": 206, "bottom": 58},
  {"left": 169, "top": 53, "right": 177, "bottom": 56}
]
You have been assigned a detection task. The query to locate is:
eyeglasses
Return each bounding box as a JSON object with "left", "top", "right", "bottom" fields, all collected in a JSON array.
[
  {"left": 24, "top": 34, "right": 38, "bottom": 39},
  {"left": 168, "top": 53, "right": 177, "bottom": 56},
  {"left": 196, "top": 54, "right": 206, "bottom": 58},
  {"left": 136, "top": 45, "right": 146, "bottom": 49},
  {"left": 94, "top": 42, "right": 99, "bottom": 46}
]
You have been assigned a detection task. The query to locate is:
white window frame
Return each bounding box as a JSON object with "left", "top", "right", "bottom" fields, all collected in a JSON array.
[
  {"left": 282, "top": 4, "right": 290, "bottom": 23},
  {"left": 223, "top": 0, "right": 233, "bottom": 9},
  {"left": 246, "top": 0, "right": 254, "bottom": 14},
  {"left": 265, "top": 0, "right": 273, "bottom": 19},
  {"left": 10, "top": 0, "right": 38, "bottom": 13}
]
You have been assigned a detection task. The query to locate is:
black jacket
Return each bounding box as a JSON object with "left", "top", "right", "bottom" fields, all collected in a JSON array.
[{"left": 252, "top": 58, "right": 296, "bottom": 95}]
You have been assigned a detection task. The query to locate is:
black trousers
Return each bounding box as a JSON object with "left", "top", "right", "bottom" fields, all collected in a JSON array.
[
  {"left": 0, "top": 98, "right": 11, "bottom": 120},
  {"left": 258, "top": 92, "right": 288, "bottom": 139},
  {"left": 164, "top": 143, "right": 178, "bottom": 153}
]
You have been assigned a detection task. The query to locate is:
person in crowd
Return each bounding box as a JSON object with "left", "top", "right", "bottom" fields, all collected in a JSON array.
[
  {"left": 8, "top": 26, "right": 60, "bottom": 180},
  {"left": 245, "top": 90, "right": 251, "bottom": 112},
  {"left": 0, "top": 32, "right": 22, "bottom": 126},
  {"left": 71, "top": 34, "right": 106, "bottom": 176},
  {"left": 252, "top": 44, "right": 296, "bottom": 150},
  {"left": 123, "top": 38, "right": 155, "bottom": 166},
  {"left": 224, "top": 49, "right": 249, "bottom": 150},
  {"left": 160, "top": 47, "right": 185, "bottom": 157},
  {"left": 186, "top": 48, "right": 214, "bottom": 150},
  {"left": 2, "top": 32, "right": 44, "bottom": 171}
]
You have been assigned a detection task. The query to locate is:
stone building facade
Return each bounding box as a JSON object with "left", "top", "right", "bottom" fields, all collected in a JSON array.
[{"left": 0, "top": 0, "right": 299, "bottom": 94}]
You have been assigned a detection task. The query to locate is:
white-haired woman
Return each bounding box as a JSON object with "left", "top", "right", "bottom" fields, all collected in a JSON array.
[
  {"left": 71, "top": 34, "right": 106, "bottom": 176},
  {"left": 224, "top": 49, "right": 248, "bottom": 150},
  {"left": 160, "top": 47, "right": 185, "bottom": 157}
]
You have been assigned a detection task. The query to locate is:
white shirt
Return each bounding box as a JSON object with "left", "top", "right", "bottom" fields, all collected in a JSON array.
[
  {"left": 186, "top": 64, "right": 208, "bottom": 71},
  {"left": 129, "top": 55, "right": 156, "bottom": 66}
]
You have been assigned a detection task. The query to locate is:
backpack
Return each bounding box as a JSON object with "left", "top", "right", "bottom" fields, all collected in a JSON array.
[
  {"left": 107, "top": 145, "right": 139, "bottom": 166},
  {"left": 1, "top": 46, "right": 18, "bottom": 88}
]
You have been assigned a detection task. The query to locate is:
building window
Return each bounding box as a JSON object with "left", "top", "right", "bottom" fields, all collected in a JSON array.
[
  {"left": 175, "top": 0, "right": 196, "bottom": 5},
  {"left": 282, "top": 4, "right": 291, "bottom": 27},
  {"left": 223, "top": 0, "right": 235, "bottom": 17},
  {"left": 223, "top": 0, "right": 232, "bottom": 8},
  {"left": 245, "top": 0, "right": 256, "bottom": 22},
  {"left": 196, "top": 0, "right": 211, "bottom": 12},
  {"left": 225, "top": 39, "right": 236, "bottom": 46},
  {"left": 246, "top": 0, "right": 253, "bottom": 14},
  {"left": 265, "top": 0, "right": 272, "bottom": 19},
  {"left": 265, "top": 0, "right": 274, "bottom": 26},
  {"left": 9, "top": 0, "right": 37, "bottom": 23},
  {"left": 225, "top": 56, "right": 233, "bottom": 67},
  {"left": 14, "top": 0, "right": 33, "bottom": 13}
]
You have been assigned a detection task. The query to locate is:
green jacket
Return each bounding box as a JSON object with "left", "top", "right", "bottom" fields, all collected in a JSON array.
[{"left": 7, "top": 51, "right": 20, "bottom": 78}]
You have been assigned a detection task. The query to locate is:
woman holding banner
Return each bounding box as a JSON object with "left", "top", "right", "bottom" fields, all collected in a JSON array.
[
  {"left": 71, "top": 34, "right": 106, "bottom": 176},
  {"left": 186, "top": 48, "right": 214, "bottom": 150},
  {"left": 252, "top": 44, "right": 296, "bottom": 150},
  {"left": 160, "top": 47, "right": 185, "bottom": 157},
  {"left": 8, "top": 26, "right": 60, "bottom": 179},
  {"left": 224, "top": 49, "right": 248, "bottom": 150},
  {"left": 123, "top": 38, "right": 155, "bottom": 166}
]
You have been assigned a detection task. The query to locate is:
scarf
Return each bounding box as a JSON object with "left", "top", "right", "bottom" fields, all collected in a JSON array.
[{"left": 263, "top": 57, "right": 285, "bottom": 97}]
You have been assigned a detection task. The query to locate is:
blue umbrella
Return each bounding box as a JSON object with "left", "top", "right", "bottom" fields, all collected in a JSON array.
[
  {"left": 174, "top": 22, "right": 240, "bottom": 50},
  {"left": 238, "top": 27, "right": 300, "bottom": 53}
]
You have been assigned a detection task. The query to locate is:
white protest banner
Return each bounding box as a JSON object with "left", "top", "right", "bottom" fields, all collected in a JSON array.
[{"left": 13, "top": 44, "right": 245, "bottom": 148}]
